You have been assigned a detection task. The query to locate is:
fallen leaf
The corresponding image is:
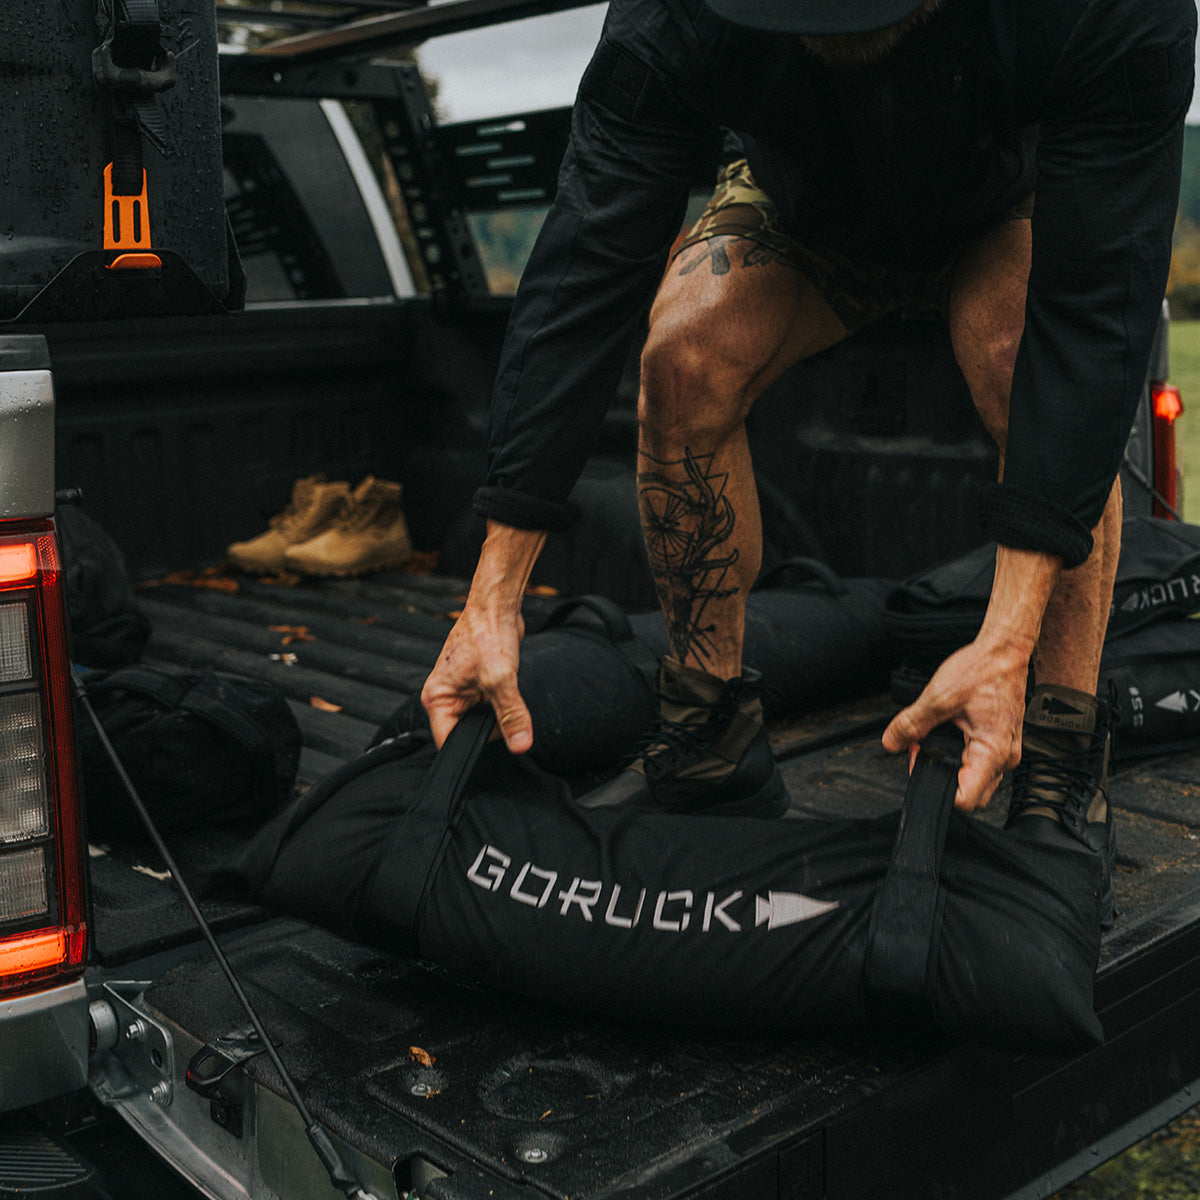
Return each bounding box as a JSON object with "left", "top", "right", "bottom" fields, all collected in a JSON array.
[
  {"left": 526, "top": 584, "right": 559, "bottom": 597},
  {"left": 352, "top": 615, "right": 380, "bottom": 626},
  {"left": 309, "top": 695, "right": 343, "bottom": 713},
  {"left": 540, "top": 1109, "right": 552, "bottom": 1121},
  {"left": 138, "top": 568, "right": 239, "bottom": 593},
  {"left": 269, "top": 652, "right": 299, "bottom": 667},
  {"left": 439, "top": 609, "right": 464, "bottom": 621},
  {"left": 403, "top": 550, "right": 440, "bottom": 575},
  {"left": 409, "top": 1046, "right": 436, "bottom": 1067},
  {"left": 269, "top": 624, "right": 316, "bottom": 645},
  {"left": 260, "top": 571, "right": 302, "bottom": 587}
]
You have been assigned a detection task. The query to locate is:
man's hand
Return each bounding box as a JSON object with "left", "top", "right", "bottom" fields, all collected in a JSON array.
[
  {"left": 420, "top": 520, "right": 547, "bottom": 753},
  {"left": 882, "top": 634, "right": 1029, "bottom": 810},
  {"left": 422, "top": 603, "right": 532, "bottom": 752},
  {"left": 881, "top": 545, "right": 1062, "bottom": 811}
]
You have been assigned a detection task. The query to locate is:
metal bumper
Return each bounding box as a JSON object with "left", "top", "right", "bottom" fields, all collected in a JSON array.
[{"left": 0, "top": 979, "right": 89, "bottom": 1112}]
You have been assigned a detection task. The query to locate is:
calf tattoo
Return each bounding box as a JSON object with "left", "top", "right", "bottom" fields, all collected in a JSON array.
[{"left": 638, "top": 448, "right": 739, "bottom": 665}]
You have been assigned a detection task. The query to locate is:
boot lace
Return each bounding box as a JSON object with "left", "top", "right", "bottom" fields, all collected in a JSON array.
[
  {"left": 1008, "top": 726, "right": 1107, "bottom": 835},
  {"left": 623, "top": 684, "right": 738, "bottom": 780}
]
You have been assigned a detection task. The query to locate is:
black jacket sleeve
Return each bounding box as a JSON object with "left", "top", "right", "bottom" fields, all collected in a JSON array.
[
  {"left": 980, "top": 0, "right": 1195, "bottom": 567},
  {"left": 474, "top": 3, "right": 709, "bottom": 532}
]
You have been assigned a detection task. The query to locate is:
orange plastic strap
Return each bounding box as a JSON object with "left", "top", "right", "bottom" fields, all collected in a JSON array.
[{"left": 103, "top": 162, "right": 160, "bottom": 268}]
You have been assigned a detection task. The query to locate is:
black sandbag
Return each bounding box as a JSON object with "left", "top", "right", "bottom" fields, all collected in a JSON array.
[
  {"left": 80, "top": 665, "right": 300, "bottom": 842},
  {"left": 886, "top": 517, "right": 1200, "bottom": 699},
  {"left": 57, "top": 506, "right": 151, "bottom": 670},
  {"left": 373, "top": 562, "right": 896, "bottom": 778},
  {"left": 214, "top": 713, "right": 1104, "bottom": 1052},
  {"left": 1100, "top": 618, "right": 1200, "bottom": 760}
]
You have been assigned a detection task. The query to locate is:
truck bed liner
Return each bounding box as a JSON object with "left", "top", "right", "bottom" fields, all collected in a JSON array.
[{"left": 92, "top": 570, "right": 1200, "bottom": 1199}]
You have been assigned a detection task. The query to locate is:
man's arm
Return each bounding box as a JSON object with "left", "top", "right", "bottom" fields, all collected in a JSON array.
[
  {"left": 886, "top": 0, "right": 1194, "bottom": 805},
  {"left": 882, "top": 546, "right": 1060, "bottom": 810},
  {"left": 977, "top": 0, "right": 1194, "bottom": 563},
  {"left": 421, "top": 522, "right": 546, "bottom": 751},
  {"left": 423, "top": 2, "right": 709, "bottom": 744}
]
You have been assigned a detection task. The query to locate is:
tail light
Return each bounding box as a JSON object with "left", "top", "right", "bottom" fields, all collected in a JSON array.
[
  {"left": 1151, "top": 382, "right": 1183, "bottom": 520},
  {"left": 0, "top": 519, "right": 87, "bottom": 996}
]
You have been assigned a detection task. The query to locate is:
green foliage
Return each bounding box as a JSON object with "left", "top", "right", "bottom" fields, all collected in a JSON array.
[
  {"left": 1165, "top": 128, "right": 1200, "bottom": 318},
  {"left": 1051, "top": 1111, "right": 1200, "bottom": 1199}
]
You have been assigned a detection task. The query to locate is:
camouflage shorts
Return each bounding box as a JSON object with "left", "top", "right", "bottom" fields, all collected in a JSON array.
[{"left": 675, "top": 159, "right": 1033, "bottom": 332}]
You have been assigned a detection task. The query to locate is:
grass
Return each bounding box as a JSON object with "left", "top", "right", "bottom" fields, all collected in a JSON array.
[{"left": 1168, "top": 319, "right": 1200, "bottom": 524}]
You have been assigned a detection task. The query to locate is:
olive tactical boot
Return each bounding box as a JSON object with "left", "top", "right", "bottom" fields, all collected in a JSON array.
[
  {"left": 284, "top": 476, "right": 413, "bottom": 577},
  {"left": 226, "top": 474, "right": 350, "bottom": 574},
  {"left": 1005, "top": 683, "right": 1117, "bottom": 927},
  {"left": 579, "top": 656, "right": 789, "bottom": 818}
]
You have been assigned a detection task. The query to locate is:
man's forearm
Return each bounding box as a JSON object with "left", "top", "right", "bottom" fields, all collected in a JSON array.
[
  {"left": 464, "top": 521, "right": 548, "bottom": 616},
  {"left": 977, "top": 545, "right": 1062, "bottom": 667}
]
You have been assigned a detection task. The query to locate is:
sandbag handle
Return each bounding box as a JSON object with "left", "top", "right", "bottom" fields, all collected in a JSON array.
[
  {"left": 536, "top": 594, "right": 635, "bottom": 642},
  {"left": 755, "top": 557, "right": 849, "bottom": 596},
  {"left": 361, "top": 706, "right": 496, "bottom": 941},
  {"left": 863, "top": 724, "right": 960, "bottom": 1026}
]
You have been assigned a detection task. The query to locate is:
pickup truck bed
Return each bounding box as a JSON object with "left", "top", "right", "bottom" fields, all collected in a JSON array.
[{"left": 84, "top": 567, "right": 1200, "bottom": 1200}]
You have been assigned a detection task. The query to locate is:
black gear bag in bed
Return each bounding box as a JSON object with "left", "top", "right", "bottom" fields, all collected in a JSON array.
[
  {"left": 886, "top": 516, "right": 1200, "bottom": 678},
  {"left": 214, "top": 710, "right": 1105, "bottom": 1052},
  {"left": 886, "top": 517, "right": 1200, "bottom": 760},
  {"left": 0, "top": 0, "right": 242, "bottom": 321}
]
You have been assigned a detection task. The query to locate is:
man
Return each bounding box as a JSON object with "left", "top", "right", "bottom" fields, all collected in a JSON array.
[{"left": 422, "top": 0, "right": 1195, "bottom": 916}]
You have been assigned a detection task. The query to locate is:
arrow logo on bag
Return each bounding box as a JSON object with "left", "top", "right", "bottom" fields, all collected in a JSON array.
[
  {"left": 754, "top": 891, "right": 839, "bottom": 930},
  {"left": 1157, "top": 691, "right": 1192, "bottom": 714}
]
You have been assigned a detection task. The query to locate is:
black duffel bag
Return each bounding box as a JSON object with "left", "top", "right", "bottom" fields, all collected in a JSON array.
[
  {"left": 887, "top": 516, "right": 1200, "bottom": 660},
  {"left": 79, "top": 665, "right": 301, "bottom": 843},
  {"left": 57, "top": 506, "right": 151, "bottom": 671},
  {"left": 213, "top": 711, "right": 1104, "bottom": 1052},
  {"left": 886, "top": 517, "right": 1200, "bottom": 709},
  {"left": 1099, "top": 619, "right": 1200, "bottom": 760}
]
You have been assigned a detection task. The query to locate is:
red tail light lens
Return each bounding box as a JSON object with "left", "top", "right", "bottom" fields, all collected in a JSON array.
[
  {"left": 1151, "top": 384, "right": 1184, "bottom": 520},
  {"left": 0, "top": 520, "right": 87, "bottom": 996}
]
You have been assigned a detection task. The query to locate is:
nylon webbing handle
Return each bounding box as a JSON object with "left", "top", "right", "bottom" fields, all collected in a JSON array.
[
  {"left": 361, "top": 707, "right": 495, "bottom": 944},
  {"left": 95, "top": 0, "right": 173, "bottom": 196},
  {"left": 863, "top": 726, "right": 961, "bottom": 1026}
]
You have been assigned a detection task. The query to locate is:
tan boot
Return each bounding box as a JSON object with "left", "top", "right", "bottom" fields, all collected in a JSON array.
[
  {"left": 283, "top": 476, "right": 413, "bottom": 577},
  {"left": 226, "top": 474, "right": 350, "bottom": 574}
]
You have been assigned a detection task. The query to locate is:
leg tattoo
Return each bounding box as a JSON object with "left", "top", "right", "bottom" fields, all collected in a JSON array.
[
  {"left": 677, "top": 238, "right": 793, "bottom": 277},
  {"left": 678, "top": 240, "right": 731, "bottom": 277},
  {"left": 638, "top": 448, "right": 740, "bottom": 666}
]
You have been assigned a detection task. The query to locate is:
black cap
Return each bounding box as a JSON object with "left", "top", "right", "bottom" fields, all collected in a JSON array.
[{"left": 705, "top": 0, "right": 927, "bottom": 34}]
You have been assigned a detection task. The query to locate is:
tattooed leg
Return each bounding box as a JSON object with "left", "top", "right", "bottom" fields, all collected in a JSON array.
[
  {"left": 636, "top": 433, "right": 762, "bottom": 677},
  {"left": 639, "top": 234, "right": 848, "bottom": 676}
]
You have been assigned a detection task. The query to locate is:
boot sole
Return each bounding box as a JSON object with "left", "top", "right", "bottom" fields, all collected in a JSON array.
[{"left": 285, "top": 551, "right": 413, "bottom": 578}]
